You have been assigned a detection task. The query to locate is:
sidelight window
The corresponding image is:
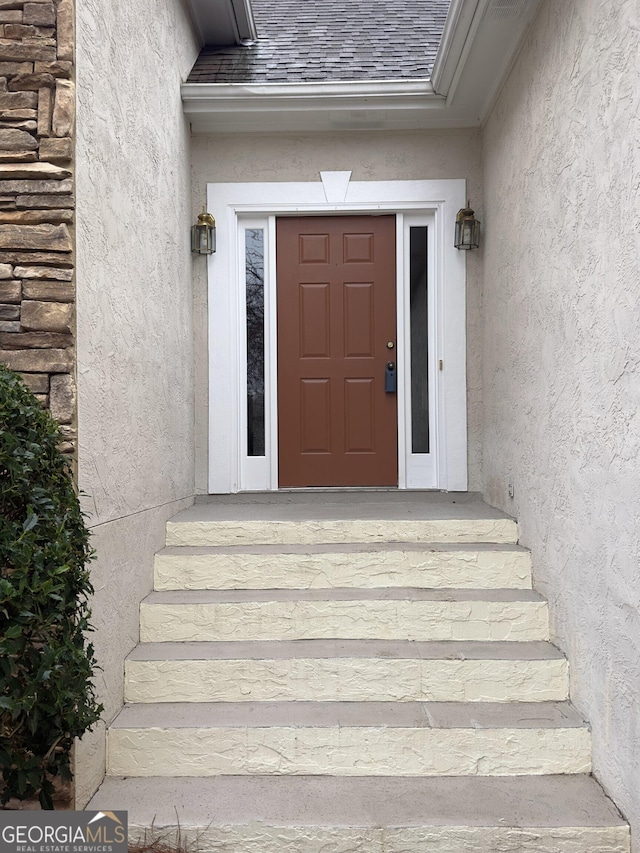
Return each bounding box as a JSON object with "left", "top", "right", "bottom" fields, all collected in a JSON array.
[
  {"left": 409, "top": 226, "right": 429, "bottom": 454},
  {"left": 246, "top": 228, "right": 265, "bottom": 456}
]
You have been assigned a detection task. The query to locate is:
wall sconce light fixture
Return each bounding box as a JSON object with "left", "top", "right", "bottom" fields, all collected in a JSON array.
[
  {"left": 191, "top": 210, "right": 216, "bottom": 255},
  {"left": 454, "top": 203, "right": 480, "bottom": 250}
]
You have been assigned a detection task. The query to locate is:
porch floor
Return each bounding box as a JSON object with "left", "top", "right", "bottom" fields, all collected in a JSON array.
[{"left": 180, "top": 491, "right": 510, "bottom": 523}]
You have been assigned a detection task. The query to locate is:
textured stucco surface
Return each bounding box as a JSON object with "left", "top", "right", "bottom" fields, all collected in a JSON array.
[
  {"left": 76, "top": 0, "right": 198, "bottom": 524},
  {"left": 154, "top": 544, "right": 532, "bottom": 590},
  {"left": 107, "top": 724, "right": 590, "bottom": 778},
  {"left": 165, "top": 517, "right": 518, "bottom": 546},
  {"left": 74, "top": 0, "right": 199, "bottom": 805},
  {"left": 480, "top": 0, "right": 640, "bottom": 843},
  {"left": 190, "top": 129, "right": 483, "bottom": 492},
  {"left": 125, "top": 825, "right": 629, "bottom": 853},
  {"left": 139, "top": 594, "right": 548, "bottom": 643},
  {"left": 73, "top": 500, "right": 192, "bottom": 806},
  {"left": 125, "top": 656, "right": 568, "bottom": 704}
]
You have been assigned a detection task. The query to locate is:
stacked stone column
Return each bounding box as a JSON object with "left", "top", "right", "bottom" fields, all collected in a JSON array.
[{"left": 0, "top": 0, "right": 75, "bottom": 452}]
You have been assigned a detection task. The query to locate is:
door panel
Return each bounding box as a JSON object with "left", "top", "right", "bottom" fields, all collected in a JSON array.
[
  {"left": 344, "top": 283, "right": 374, "bottom": 357},
  {"left": 300, "top": 283, "right": 330, "bottom": 357},
  {"left": 277, "top": 215, "right": 397, "bottom": 487},
  {"left": 344, "top": 378, "right": 376, "bottom": 452},
  {"left": 299, "top": 379, "right": 331, "bottom": 453}
]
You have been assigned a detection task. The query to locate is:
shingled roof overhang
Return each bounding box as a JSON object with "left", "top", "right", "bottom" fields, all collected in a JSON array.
[{"left": 183, "top": 0, "right": 542, "bottom": 133}]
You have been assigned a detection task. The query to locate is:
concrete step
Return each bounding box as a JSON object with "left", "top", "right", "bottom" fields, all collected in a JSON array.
[
  {"left": 139, "top": 588, "right": 549, "bottom": 643},
  {"left": 165, "top": 497, "right": 519, "bottom": 548},
  {"left": 166, "top": 516, "right": 519, "bottom": 546},
  {"left": 88, "top": 774, "right": 630, "bottom": 853},
  {"left": 125, "top": 639, "right": 569, "bottom": 703},
  {"left": 106, "top": 701, "right": 590, "bottom": 778},
  {"left": 154, "top": 542, "right": 532, "bottom": 591}
]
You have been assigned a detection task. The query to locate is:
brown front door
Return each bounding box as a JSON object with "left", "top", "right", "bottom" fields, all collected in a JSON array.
[{"left": 277, "top": 215, "right": 398, "bottom": 487}]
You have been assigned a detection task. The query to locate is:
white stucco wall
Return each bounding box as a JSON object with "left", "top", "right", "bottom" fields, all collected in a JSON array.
[
  {"left": 75, "top": 0, "right": 200, "bottom": 805},
  {"left": 481, "top": 0, "right": 640, "bottom": 843},
  {"left": 191, "top": 129, "right": 483, "bottom": 492}
]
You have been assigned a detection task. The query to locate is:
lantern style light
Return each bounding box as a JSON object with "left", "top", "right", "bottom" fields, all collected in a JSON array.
[
  {"left": 191, "top": 211, "right": 216, "bottom": 255},
  {"left": 454, "top": 203, "right": 480, "bottom": 250}
]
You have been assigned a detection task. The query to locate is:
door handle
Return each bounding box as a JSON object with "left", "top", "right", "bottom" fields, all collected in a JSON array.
[{"left": 384, "top": 361, "right": 397, "bottom": 393}]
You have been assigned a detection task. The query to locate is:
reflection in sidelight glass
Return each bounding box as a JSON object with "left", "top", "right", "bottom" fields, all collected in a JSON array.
[
  {"left": 410, "top": 226, "right": 429, "bottom": 453},
  {"left": 246, "top": 228, "right": 265, "bottom": 456}
]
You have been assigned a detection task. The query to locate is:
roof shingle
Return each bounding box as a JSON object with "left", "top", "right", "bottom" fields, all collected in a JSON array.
[{"left": 187, "top": 0, "right": 451, "bottom": 84}]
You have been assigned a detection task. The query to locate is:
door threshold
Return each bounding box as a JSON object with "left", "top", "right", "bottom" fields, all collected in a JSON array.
[
  {"left": 259, "top": 487, "right": 447, "bottom": 493},
  {"left": 277, "top": 487, "right": 400, "bottom": 493}
]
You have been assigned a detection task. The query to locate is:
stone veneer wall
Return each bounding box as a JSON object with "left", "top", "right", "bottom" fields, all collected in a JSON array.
[{"left": 0, "top": 0, "right": 75, "bottom": 448}]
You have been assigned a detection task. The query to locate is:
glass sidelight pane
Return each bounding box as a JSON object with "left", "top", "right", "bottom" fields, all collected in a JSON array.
[
  {"left": 410, "top": 226, "right": 429, "bottom": 453},
  {"left": 246, "top": 228, "right": 265, "bottom": 456}
]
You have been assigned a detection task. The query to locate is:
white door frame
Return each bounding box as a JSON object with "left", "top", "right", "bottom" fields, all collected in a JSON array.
[{"left": 206, "top": 174, "right": 467, "bottom": 493}]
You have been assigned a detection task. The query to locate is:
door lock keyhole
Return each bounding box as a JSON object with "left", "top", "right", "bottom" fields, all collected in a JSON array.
[{"left": 384, "top": 362, "right": 397, "bottom": 393}]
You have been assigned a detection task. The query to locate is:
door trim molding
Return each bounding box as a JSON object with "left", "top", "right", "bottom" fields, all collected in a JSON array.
[{"left": 206, "top": 176, "right": 468, "bottom": 493}]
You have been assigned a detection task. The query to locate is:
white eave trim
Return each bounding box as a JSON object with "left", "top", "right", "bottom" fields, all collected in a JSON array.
[
  {"left": 431, "top": 0, "right": 480, "bottom": 97},
  {"left": 431, "top": 0, "right": 542, "bottom": 117},
  {"left": 182, "top": 79, "right": 441, "bottom": 112},
  {"left": 181, "top": 80, "right": 475, "bottom": 132}
]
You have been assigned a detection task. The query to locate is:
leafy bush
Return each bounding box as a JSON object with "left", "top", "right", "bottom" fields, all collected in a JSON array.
[{"left": 0, "top": 365, "right": 102, "bottom": 809}]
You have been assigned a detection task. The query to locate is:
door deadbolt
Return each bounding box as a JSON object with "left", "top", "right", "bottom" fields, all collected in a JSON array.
[
  {"left": 384, "top": 362, "right": 397, "bottom": 393},
  {"left": 386, "top": 341, "right": 395, "bottom": 349}
]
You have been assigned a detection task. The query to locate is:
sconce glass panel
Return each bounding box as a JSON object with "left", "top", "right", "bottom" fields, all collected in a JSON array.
[
  {"left": 191, "top": 222, "right": 216, "bottom": 254},
  {"left": 454, "top": 215, "right": 480, "bottom": 250}
]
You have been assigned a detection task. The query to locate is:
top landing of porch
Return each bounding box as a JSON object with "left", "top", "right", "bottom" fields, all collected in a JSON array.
[
  {"left": 166, "top": 492, "right": 517, "bottom": 550},
  {"left": 176, "top": 492, "right": 511, "bottom": 523}
]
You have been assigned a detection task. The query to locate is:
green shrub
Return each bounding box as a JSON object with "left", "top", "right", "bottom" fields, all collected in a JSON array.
[{"left": 0, "top": 365, "right": 103, "bottom": 809}]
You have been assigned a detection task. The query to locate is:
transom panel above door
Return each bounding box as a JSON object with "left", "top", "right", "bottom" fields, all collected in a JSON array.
[{"left": 276, "top": 215, "right": 398, "bottom": 487}]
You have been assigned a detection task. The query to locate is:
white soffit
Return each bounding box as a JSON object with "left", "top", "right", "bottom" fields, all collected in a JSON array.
[{"left": 182, "top": 0, "right": 541, "bottom": 133}]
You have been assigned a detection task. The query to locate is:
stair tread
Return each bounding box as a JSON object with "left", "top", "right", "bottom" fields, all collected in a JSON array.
[
  {"left": 127, "top": 638, "right": 565, "bottom": 661},
  {"left": 170, "top": 492, "right": 512, "bottom": 523},
  {"left": 158, "top": 541, "right": 529, "bottom": 556},
  {"left": 143, "top": 587, "right": 544, "bottom": 604},
  {"left": 88, "top": 774, "right": 626, "bottom": 828},
  {"left": 111, "top": 700, "right": 585, "bottom": 729}
]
